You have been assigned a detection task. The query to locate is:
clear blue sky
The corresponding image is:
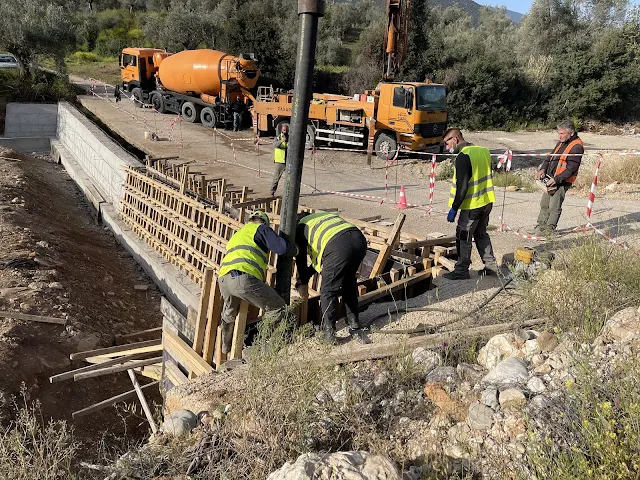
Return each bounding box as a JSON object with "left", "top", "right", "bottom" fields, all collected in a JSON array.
[{"left": 476, "top": 0, "right": 533, "bottom": 14}]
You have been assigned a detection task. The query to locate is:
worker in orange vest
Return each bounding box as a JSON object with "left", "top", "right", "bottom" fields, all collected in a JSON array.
[{"left": 533, "top": 119, "right": 584, "bottom": 234}]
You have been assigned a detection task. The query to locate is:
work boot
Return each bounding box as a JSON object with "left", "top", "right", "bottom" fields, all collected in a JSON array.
[
  {"left": 346, "top": 314, "right": 361, "bottom": 330},
  {"left": 221, "top": 322, "right": 234, "bottom": 354},
  {"left": 443, "top": 271, "right": 470, "bottom": 280},
  {"left": 478, "top": 268, "right": 498, "bottom": 277}
]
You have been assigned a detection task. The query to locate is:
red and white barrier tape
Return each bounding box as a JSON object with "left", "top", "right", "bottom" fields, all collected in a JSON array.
[
  {"left": 496, "top": 150, "right": 513, "bottom": 171},
  {"left": 426, "top": 154, "right": 437, "bottom": 214}
]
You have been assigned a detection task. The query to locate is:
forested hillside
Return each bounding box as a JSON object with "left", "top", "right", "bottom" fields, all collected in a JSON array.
[{"left": 0, "top": 0, "right": 638, "bottom": 129}]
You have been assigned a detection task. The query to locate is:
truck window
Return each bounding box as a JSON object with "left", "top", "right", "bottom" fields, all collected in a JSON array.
[
  {"left": 122, "top": 54, "right": 137, "bottom": 67},
  {"left": 393, "top": 87, "right": 413, "bottom": 110},
  {"left": 416, "top": 85, "right": 447, "bottom": 111},
  {"left": 148, "top": 56, "right": 154, "bottom": 66}
]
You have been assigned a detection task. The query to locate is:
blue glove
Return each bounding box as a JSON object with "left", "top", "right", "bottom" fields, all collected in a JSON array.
[{"left": 447, "top": 208, "right": 457, "bottom": 223}]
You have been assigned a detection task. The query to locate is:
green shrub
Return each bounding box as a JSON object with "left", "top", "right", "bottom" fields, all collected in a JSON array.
[{"left": 71, "top": 51, "right": 103, "bottom": 63}]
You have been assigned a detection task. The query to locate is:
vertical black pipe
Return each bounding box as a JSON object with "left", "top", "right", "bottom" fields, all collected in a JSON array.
[{"left": 275, "top": 0, "right": 325, "bottom": 302}]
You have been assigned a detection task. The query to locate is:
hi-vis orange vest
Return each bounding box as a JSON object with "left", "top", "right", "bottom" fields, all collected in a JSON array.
[{"left": 552, "top": 137, "right": 583, "bottom": 184}]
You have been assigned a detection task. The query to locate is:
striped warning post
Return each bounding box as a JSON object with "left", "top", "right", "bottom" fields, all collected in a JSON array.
[
  {"left": 586, "top": 155, "right": 602, "bottom": 219},
  {"left": 427, "top": 154, "right": 437, "bottom": 214}
]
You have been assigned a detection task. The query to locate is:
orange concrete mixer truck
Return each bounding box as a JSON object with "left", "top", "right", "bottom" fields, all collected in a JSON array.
[{"left": 119, "top": 48, "right": 260, "bottom": 127}]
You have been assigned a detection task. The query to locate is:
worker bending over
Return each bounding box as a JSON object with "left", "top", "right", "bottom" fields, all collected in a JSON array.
[
  {"left": 295, "top": 212, "right": 367, "bottom": 344},
  {"left": 218, "top": 211, "right": 298, "bottom": 353},
  {"left": 443, "top": 128, "right": 498, "bottom": 280}
]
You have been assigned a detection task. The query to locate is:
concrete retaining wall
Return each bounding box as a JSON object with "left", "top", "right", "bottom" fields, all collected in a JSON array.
[
  {"left": 56, "top": 101, "right": 138, "bottom": 209},
  {"left": 0, "top": 137, "right": 51, "bottom": 153},
  {"left": 53, "top": 101, "right": 199, "bottom": 315},
  {"left": 4, "top": 103, "right": 58, "bottom": 138}
]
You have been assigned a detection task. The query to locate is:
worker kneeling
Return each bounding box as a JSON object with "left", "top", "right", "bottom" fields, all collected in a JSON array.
[
  {"left": 218, "top": 211, "right": 298, "bottom": 353},
  {"left": 295, "top": 212, "right": 367, "bottom": 344}
]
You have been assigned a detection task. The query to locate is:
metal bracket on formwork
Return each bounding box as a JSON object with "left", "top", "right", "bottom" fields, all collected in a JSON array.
[{"left": 298, "top": 0, "right": 325, "bottom": 15}]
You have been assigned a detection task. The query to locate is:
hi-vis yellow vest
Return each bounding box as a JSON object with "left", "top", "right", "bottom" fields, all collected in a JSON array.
[
  {"left": 219, "top": 223, "right": 268, "bottom": 280},
  {"left": 300, "top": 212, "right": 356, "bottom": 272},
  {"left": 448, "top": 145, "right": 495, "bottom": 210},
  {"left": 274, "top": 134, "right": 287, "bottom": 164}
]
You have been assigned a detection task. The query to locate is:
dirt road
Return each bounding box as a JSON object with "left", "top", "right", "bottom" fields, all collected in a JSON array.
[{"left": 77, "top": 89, "right": 640, "bottom": 266}]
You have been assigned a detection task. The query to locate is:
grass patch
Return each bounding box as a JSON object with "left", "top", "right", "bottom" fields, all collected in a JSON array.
[
  {"left": 492, "top": 171, "right": 536, "bottom": 192},
  {"left": 520, "top": 236, "right": 640, "bottom": 340},
  {"left": 317, "top": 64, "right": 349, "bottom": 74},
  {"left": 573, "top": 154, "right": 640, "bottom": 189},
  {"left": 0, "top": 389, "right": 79, "bottom": 479},
  {"left": 524, "top": 355, "right": 640, "bottom": 479}
]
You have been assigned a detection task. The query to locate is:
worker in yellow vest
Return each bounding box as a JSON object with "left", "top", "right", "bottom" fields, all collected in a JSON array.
[
  {"left": 218, "top": 210, "right": 298, "bottom": 353},
  {"left": 443, "top": 128, "right": 498, "bottom": 280},
  {"left": 294, "top": 211, "right": 367, "bottom": 344},
  {"left": 270, "top": 124, "right": 288, "bottom": 196}
]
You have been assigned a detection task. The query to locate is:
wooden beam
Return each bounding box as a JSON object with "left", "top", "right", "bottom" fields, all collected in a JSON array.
[
  {"left": 163, "top": 328, "right": 213, "bottom": 377},
  {"left": 164, "top": 360, "right": 188, "bottom": 387},
  {"left": 115, "top": 327, "right": 162, "bottom": 345},
  {"left": 70, "top": 339, "right": 162, "bottom": 360},
  {"left": 202, "top": 279, "right": 223, "bottom": 364},
  {"left": 369, "top": 214, "right": 406, "bottom": 278},
  {"left": 192, "top": 267, "right": 214, "bottom": 356},
  {"left": 74, "top": 357, "right": 162, "bottom": 381},
  {"left": 72, "top": 381, "right": 158, "bottom": 419},
  {"left": 326, "top": 319, "right": 545, "bottom": 365},
  {"left": 229, "top": 301, "right": 249, "bottom": 360},
  {"left": 0, "top": 310, "right": 66, "bottom": 325},
  {"left": 50, "top": 351, "right": 150, "bottom": 383},
  {"left": 400, "top": 236, "right": 456, "bottom": 250},
  {"left": 128, "top": 369, "right": 158, "bottom": 433}
]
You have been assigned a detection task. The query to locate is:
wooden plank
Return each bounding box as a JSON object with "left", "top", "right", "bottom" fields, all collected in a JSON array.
[
  {"left": 202, "top": 280, "right": 223, "bottom": 364},
  {"left": 230, "top": 301, "right": 249, "bottom": 360},
  {"left": 369, "top": 214, "right": 406, "bottom": 279},
  {"left": 192, "top": 267, "right": 214, "bottom": 356},
  {"left": 72, "top": 381, "right": 158, "bottom": 419},
  {"left": 0, "top": 310, "right": 66, "bottom": 325},
  {"left": 165, "top": 360, "right": 188, "bottom": 387},
  {"left": 115, "top": 327, "right": 162, "bottom": 345},
  {"left": 50, "top": 351, "right": 150, "bottom": 383},
  {"left": 128, "top": 369, "right": 158, "bottom": 433},
  {"left": 358, "top": 270, "right": 431, "bottom": 307},
  {"left": 437, "top": 255, "right": 456, "bottom": 272},
  {"left": 214, "top": 325, "right": 227, "bottom": 367},
  {"left": 74, "top": 357, "right": 162, "bottom": 381},
  {"left": 71, "top": 339, "right": 162, "bottom": 360},
  {"left": 325, "top": 319, "right": 545, "bottom": 365},
  {"left": 401, "top": 236, "right": 456, "bottom": 250},
  {"left": 163, "top": 328, "right": 213, "bottom": 376}
]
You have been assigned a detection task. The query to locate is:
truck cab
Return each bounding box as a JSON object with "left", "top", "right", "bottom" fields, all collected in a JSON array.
[
  {"left": 120, "top": 48, "right": 169, "bottom": 93},
  {"left": 375, "top": 82, "right": 448, "bottom": 155}
]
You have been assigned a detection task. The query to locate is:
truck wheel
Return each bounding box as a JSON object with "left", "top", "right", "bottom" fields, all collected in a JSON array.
[
  {"left": 375, "top": 132, "right": 397, "bottom": 158},
  {"left": 306, "top": 125, "right": 316, "bottom": 149},
  {"left": 200, "top": 107, "right": 217, "bottom": 128},
  {"left": 181, "top": 101, "right": 200, "bottom": 123},
  {"left": 131, "top": 88, "right": 143, "bottom": 108},
  {"left": 150, "top": 93, "right": 165, "bottom": 114}
]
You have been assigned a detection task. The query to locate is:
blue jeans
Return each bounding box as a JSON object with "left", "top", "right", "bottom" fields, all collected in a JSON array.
[{"left": 233, "top": 112, "right": 242, "bottom": 131}]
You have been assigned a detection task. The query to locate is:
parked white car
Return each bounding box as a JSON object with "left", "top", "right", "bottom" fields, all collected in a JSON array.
[{"left": 0, "top": 54, "right": 18, "bottom": 69}]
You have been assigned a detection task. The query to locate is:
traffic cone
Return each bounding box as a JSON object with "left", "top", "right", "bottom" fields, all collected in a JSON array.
[{"left": 396, "top": 185, "right": 408, "bottom": 209}]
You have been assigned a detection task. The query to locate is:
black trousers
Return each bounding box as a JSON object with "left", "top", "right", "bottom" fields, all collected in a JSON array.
[{"left": 320, "top": 229, "right": 367, "bottom": 329}]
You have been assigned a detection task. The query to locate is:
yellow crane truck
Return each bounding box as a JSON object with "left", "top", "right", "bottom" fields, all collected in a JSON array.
[{"left": 251, "top": 0, "right": 448, "bottom": 157}]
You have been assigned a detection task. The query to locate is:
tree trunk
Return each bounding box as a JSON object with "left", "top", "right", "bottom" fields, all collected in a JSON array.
[{"left": 55, "top": 55, "right": 68, "bottom": 76}]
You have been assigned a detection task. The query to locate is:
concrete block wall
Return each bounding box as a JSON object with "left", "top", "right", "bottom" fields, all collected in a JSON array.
[
  {"left": 4, "top": 103, "right": 58, "bottom": 138},
  {"left": 56, "top": 101, "right": 139, "bottom": 209}
]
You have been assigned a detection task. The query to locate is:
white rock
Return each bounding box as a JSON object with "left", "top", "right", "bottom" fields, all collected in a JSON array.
[
  {"left": 534, "top": 363, "right": 552, "bottom": 375},
  {"left": 443, "top": 442, "right": 470, "bottom": 460},
  {"left": 48, "top": 282, "right": 63, "bottom": 290},
  {"left": 526, "top": 376, "right": 546, "bottom": 394},
  {"left": 477, "top": 334, "right": 520, "bottom": 370},
  {"left": 499, "top": 388, "right": 526, "bottom": 408},
  {"left": 467, "top": 403, "right": 494, "bottom": 430},
  {"left": 481, "top": 387, "right": 499, "bottom": 410},
  {"left": 36, "top": 241, "right": 50, "bottom": 248},
  {"left": 601, "top": 307, "right": 640, "bottom": 342},
  {"left": 411, "top": 347, "right": 441, "bottom": 372},
  {"left": 531, "top": 354, "right": 545, "bottom": 367},
  {"left": 481, "top": 357, "right": 529, "bottom": 386},
  {"left": 523, "top": 339, "right": 541, "bottom": 357},
  {"left": 266, "top": 451, "right": 401, "bottom": 480},
  {"left": 605, "top": 181, "right": 618, "bottom": 191},
  {"left": 529, "top": 395, "right": 548, "bottom": 410},
  {"left": 425, "top": 366, "right": 458, "bottom": 384},
  {"left": 28, "top": 281, "right": 46, "bottom": 291},
  {"left": 161, "top": 409, "right": 198, "bottom": 437}
]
